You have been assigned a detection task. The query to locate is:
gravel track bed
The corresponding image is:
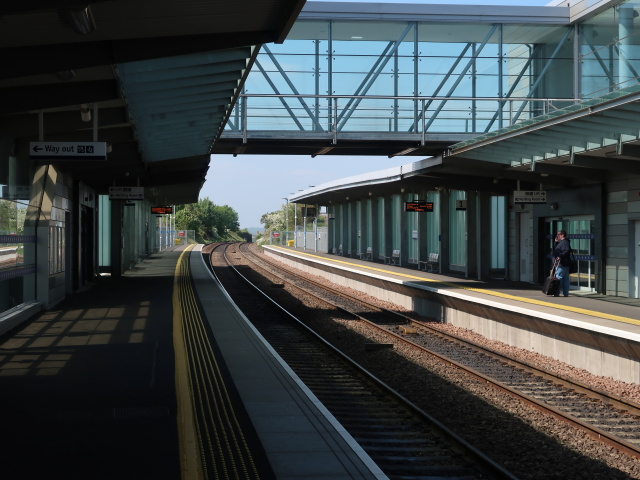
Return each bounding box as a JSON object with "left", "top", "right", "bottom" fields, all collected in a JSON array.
[{"left": 236, "top": 244, "right": 640, "bottom": 478}]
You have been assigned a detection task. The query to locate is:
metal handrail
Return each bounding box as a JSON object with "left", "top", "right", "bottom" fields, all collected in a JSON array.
[{"left": 225, "top": 94, "right": 581, "bottom": 140}]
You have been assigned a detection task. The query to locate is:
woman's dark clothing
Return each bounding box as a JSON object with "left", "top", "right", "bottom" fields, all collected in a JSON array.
[
  {"left": 553, "top": 238, "right": 572, "bottom": 267},
  {"left": 553, "top": 237, "right": 572, "bottom": 296}
]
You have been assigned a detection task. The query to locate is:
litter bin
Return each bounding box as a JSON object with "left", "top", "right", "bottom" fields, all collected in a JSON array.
[{"left": 287, "top": 240, "right": 294, "bottom": 247}]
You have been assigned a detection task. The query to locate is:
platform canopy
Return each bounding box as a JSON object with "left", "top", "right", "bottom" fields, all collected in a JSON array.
[{"left": 0, "top": 0, "right": 305, "bottom": 204}]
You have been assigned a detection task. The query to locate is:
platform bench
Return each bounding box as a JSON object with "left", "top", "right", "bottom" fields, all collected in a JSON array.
[
  {"left": 359, "top": 247, "right": 373, "bottom": 261},
  {"left": 419, "top": 252, "right": 439, "bottom": 272},
  {"left": 384, "top": 249, "right": 400, "bottom": 265}
]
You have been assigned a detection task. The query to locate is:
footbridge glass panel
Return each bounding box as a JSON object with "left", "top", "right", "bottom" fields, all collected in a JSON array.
[
  {"left": 226, "top": 17, "right": 575, "bottom": 140},
  {"left": 580, "top": 0, "right": 640, "bottom": 99}
]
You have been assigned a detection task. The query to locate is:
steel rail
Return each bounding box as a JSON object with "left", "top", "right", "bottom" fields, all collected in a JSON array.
[
  {"left": 240, "top": 242, "right": 640, "bottom": 460},
  {"left": 214, "top": 242, "right": 519, "bottom": 480}
]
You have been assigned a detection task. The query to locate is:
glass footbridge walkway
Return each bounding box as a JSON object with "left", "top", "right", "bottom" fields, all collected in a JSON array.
[{"left": 213, "top": 2, "right": 613, "bottom": 159}]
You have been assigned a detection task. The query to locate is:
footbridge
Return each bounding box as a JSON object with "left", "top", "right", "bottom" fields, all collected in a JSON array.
[{"left": 214, "top": 1, "right": 576, "bottom": 158}]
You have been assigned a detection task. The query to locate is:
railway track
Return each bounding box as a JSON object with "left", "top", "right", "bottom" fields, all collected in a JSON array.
[
  {"left": 207, "top": 242, "right": 518, "bottom": 480},
  {"left": 235, "top": 242, "right": 640, "bottom": 461}
]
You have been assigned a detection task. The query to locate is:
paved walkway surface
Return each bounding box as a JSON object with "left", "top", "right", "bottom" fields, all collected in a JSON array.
[{"left": 0, "top": 248, "right": 184, "bottom": 480}]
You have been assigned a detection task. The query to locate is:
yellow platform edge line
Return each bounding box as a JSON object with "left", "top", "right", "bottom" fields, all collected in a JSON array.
[
  {"left": 173, "top": 244, "right": 204, "bottom": 480},
  {"left": 270, "top": 246, "right": 640, "bottom": 327}
]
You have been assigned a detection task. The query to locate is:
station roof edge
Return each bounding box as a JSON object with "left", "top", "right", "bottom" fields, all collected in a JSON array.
[{"left": 301, "top": 2, "right": 570, "bottom": 24}]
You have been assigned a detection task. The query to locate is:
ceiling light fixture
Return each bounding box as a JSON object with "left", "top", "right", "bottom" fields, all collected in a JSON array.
[{"left": 80, "top": 104, "right": 91, "bottom": 122}]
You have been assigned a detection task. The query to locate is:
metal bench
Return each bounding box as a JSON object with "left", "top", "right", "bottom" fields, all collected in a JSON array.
[
  {"left": 384, "top": 249, "right": 400, "bottom": 265},
  {"left": 359, "top": 247, "right": 372, "bottom": 261},
  {"left": 419, "top": 252, "right": 439, "bottom": 272}
]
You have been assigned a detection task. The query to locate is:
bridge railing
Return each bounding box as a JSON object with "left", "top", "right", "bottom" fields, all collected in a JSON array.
[{"left": 224, "top": 94, "right": 581, "bottom": 140}]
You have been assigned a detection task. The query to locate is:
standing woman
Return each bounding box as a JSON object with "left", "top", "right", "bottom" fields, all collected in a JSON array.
[{"left": 553, "top": 230, "right": 572, "bottom": 297}]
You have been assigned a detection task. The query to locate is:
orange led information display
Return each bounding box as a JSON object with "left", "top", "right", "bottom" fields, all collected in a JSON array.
[
  {"left": 404, "top": 201, "right": 433, "bottom": 212},
  {"left": 151, "top": 206, "right": 173, "bottom": 214}
]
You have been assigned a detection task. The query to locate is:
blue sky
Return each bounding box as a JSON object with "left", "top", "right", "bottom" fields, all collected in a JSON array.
[{"left": 199, "top": 0, "right": 554, "bottom": 229}]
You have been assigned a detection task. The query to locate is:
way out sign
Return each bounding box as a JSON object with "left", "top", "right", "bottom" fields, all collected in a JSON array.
[
  {"left": 30, "top": 141, "right": 107, "bottom": 161},
  {"left": 514, "top": 190, "right": 547, "bottom": 204}
]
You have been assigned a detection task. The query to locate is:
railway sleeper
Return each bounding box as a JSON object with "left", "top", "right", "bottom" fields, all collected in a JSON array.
[{"left": 398, "top": 326, "right": 418, "bottom": 334}]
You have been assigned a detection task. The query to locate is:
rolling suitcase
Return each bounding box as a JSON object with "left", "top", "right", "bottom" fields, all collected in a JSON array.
[{"left": 542, "top": 259, "right": 560, "bottom": 296}]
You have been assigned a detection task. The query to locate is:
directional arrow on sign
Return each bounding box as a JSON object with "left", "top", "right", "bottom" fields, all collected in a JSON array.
[{"left": 29, "top": 141, "right": 106, "bottom": 161}]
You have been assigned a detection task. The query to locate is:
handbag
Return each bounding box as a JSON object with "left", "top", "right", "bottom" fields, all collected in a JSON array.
[{"left": 569, "top": 250, "right": 578, "bottom": 274}]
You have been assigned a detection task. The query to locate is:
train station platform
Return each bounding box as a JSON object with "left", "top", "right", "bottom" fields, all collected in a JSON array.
[
  {"left": 264, "top": 245, "right": 640, "bottom": 385},
  {"left": 0, "top": 245, "right": 384, "bottom": 480}
]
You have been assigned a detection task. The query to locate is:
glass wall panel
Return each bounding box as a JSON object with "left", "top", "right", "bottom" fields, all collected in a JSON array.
[
  {"left": 366, "top": 199, "right": 373, "bottom": 251},
  {"left": 426, "top": 191, "right": 440, "bottom": 255},
  {"left": 98, "top": 195, "right": 111, "bottom": 267},
  {"left": 391, "top": 195, "right": 401, "bottom": 251},
  {"left": 490, "top": 195, "right": 506, "bottom": 270},
  {"left": 377, "top": 197, "right": 385, "bottom": 256},
  {"left": 449, "top": 190, "right": 467, "bottom": 268},
  {"left": 406, "top": 194, "right": 419, "bottom": 263},
  {"left": 48, "top": 224, "right": 64, "bottom": 275},
  {"left": 230, "top": 18, "right": 574, "bottom": 136},
  {"left": 545, "top": 217, "right": 596, "bottom": 293},
  {"left": 356, "top": 200, "right": 362, "bottom": 255},
  {"left": 0, "top": 136, "right": 36, "bottom": 311},
  {"left": 339, "top": 203, "right": 345, "bottom": 252},
  {"left": 580, "top": 0, "right": 640, "bottom": 98}
]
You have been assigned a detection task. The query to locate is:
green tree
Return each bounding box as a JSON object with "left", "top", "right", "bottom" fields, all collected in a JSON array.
[
  {"left": 175, "top": 204, "right": 201, "bottom": 232},
  {"left": 260, "top": 209, "right": 285, "bottom": 232},
  {"left": 175, "top": 198, "right": 240, "bottom": 242},
  {"left": 213, "top": 205, "right": 239, "bottom": 235},
  {"left": 197, "top": 198, "right": 217, "bottom": 239}
]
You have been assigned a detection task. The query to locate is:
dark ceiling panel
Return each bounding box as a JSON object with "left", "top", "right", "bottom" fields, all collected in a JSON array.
[
  {"left": 0, "top": 0, "right": 307, "bottom": 204},
  {"left": 0, "top": 81, "right": 119, "bottom": 114}
]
